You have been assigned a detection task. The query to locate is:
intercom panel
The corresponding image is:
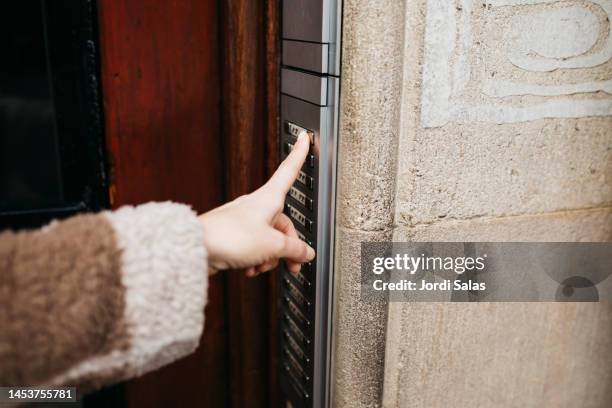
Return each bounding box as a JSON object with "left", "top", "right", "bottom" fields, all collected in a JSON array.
[{"left": 279, "top": 1, "right": 342, "bottom": 407}]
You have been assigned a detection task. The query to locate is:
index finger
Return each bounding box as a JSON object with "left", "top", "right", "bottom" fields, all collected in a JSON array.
[{"left": 265, "top": 130, "right": 310, "bottom": 196}]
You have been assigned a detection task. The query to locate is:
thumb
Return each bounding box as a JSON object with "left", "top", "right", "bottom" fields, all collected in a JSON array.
[{"left": 274, "top": 232, "right": 315, "bottom": 263}]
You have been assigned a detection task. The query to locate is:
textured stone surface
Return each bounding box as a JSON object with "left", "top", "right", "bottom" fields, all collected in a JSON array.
[
  {"left": 335, "top": 0, "right": 406, "bottom": 231},
  {"left": 497, "top": 0, "right": 612, "bottom": 71},
  {"left": 421, "top": 0, "right": 612, "bottom": 127},
  {"left": 334, "top": 0, "right": 612, "bottom": 406},
  {"left": 395, "top": 120, "right": 612, "bottom": 224},
  {"left": 383, "top": 302, "right": 612, "bottom": 408},
  {"left": 396, "top": 0, "right": 612, "bottom": 225},
  {"left": 384, "top": 208, "right": 612, "bottom": 407},
  {"left": 396, "top": 207, "right": 612, "bottom": 242},
  {"left": 332, "top": 228, "right": 390, "bottom": 408},
  {"left": 331, "top": 0, "right": 407, "bottom": 406}
]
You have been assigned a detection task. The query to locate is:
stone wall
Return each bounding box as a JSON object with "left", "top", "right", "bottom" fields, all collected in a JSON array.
[
  {"left": 332, "top": 0, "right": 612, "bottom": 407},
  {"left": 331, "top": 0, "right": 405, "bottom": 406}
]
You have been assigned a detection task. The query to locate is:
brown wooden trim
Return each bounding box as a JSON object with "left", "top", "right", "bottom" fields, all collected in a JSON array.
[
  {"left": 97, "top": 1, "right": 228, "bottom": 406},
  {"left": 98, "top": 0, "right": 280, "bottom": 405},
  {"left": 264, "top": 0, "right": 281, "bottom": 405},
  {"left": 222, "top": 0, "right": 268, "bottom": 406},
  {"left": 221, "top": 0, "right": 280, "bottom": 406}
]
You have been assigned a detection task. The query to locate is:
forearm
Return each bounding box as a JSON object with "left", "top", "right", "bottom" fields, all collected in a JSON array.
[{"left": 0, "top": 202, "right": 207, "bottom": 390}]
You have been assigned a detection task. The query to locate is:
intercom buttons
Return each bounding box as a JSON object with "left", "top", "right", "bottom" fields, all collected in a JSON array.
[
  {"left": 284, "top": 140, "right": 315, "bottom": 170},
  {"left": 296, "top": 230, "right": 312, "bottom": 247},
  {"left": 285, "top": 260, "right": 312, "bottom": 288},
  {"left": 284, "top": 295, "right": 310, "bottom": 327},
  {"left": 308, "top": 154, "right": 315, "bottom": 168},
  {"left": 305, "top": 218, "right": 313, "bottom": 232},
  {"left": 283, "top": 329, "right": 310, "bottom": 364},
  {"left": 285, "top": 142, "right": 294, "bottom": 155},
  {"left": 285, "top": 278, "right": 311, "bottom": 309},
  {"left": 294, "top": 270, "right": 311, "bottom": 288},
  {"left": 284, "top": 262, "right": 312, "bottom": 293},
  {"left": 289, "top": 186, "right": 313, "bottom": 211},
  {"left": 283, "top": 348, "right": 310, "bottom": 381},
  {"left": 297, "top": 171, "right": 314, "bottom": 190},
  {"left": 283, "top": 364, "right": 310, "bottom": 400},
  {"left": 286, "top": 203, "right": 313, "bottom": 233},
  {"left": 285, "top": 121, "right": 314, "bottom": 145},
  {"left": 283, "top": 313, "right": 311, "bottom": 345},
  {"left": 286, "top": 203, "right": 305, "bottom": 226}
]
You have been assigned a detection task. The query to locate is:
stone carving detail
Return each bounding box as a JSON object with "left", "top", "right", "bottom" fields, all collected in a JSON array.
[{"left": 421, "top": 0, "right": 612, "bottom": 127}]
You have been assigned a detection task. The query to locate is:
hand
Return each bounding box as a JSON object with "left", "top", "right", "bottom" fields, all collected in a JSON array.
[{"left": 199, "top": 131, "right": 315, "bottom": 277}]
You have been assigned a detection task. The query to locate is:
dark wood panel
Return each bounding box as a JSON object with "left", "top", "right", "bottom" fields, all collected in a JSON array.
[
  {"left": 221, "top": 0, "right": 280, "bottom": 406},
  {"left": 221, "top": 0, "right": 267, "bottom": 404},
  {"left": 264, "top": 0, "right": 281, "bottom": 406},
  {"left": 97, "top": 0, "right": 280, "bottom": 406},
  {"left": 97, "top": 1, "right": 227, "bottom": 407}
]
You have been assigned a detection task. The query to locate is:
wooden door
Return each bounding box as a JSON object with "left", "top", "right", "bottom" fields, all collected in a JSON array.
[{"left": 96, "top": 0, "right": 280, "bottom": 407}]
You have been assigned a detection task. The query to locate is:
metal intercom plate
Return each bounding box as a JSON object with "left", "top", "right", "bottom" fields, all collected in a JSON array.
[
  {"left": 282, "top": 40, "right": 329, "bottom": 74},
  {"left": 281, "top": 69, "right": 329, "bottom": 106},
  {"left": 281, "top": 0, "right": 342, "bottom": 76},
  {"left": 282, "top": 0, "right": 330, "bottom": 43},
  {"left": 279, "top": 1, "right": 342, "bottom": 407}
]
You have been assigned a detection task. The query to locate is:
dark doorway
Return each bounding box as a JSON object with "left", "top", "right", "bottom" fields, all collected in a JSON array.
[{"left": 0, "top": 0, "right": 108, "bottom": 230}]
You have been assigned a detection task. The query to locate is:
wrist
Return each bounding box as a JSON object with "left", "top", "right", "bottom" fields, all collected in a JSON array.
[{"left": 199, "top": 214, "right": 222, "bottom": 275}]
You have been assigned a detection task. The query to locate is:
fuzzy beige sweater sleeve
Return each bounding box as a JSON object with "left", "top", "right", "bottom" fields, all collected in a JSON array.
[{"left": 0, "top": 202, "right": 208, "bottom": 391}]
